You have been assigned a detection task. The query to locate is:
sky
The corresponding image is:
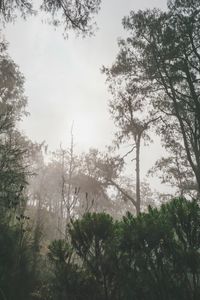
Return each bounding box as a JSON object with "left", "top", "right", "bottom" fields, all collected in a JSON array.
[{"left": 4, "top": 0, "right": 168, "bottom": 185}]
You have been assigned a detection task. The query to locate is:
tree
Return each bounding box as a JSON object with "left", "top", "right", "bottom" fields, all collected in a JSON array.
[
  {"left": 148, "top": 141, "right": 198, "bottom": 198},
  {"left": 69, "top": 212, "right": 119, "bottom": 300},
  {"left": 0, "top": 37, "right": 45, "bottom": 300},
  {"left": 46, "top": 197, "right": 200, "bottom": 300},
  {"left": 119, "top": 198, "right": 200, "bottom": 300},
  {"left": 0, "top": 37, "right": 28, "bottom": 216},
  {"left": 0, "top": 0, "right": 101, "bottom": 35},
  {"left": 78, "top": 148, "right": 156, "bottom": 216},
  {"left": 106, "top": 0, "right": 200, "bottom": 193},
  {"left": 27, "top": 144, "right": 116, "bottom": 240},
  {"left": 102, "top": 67, "right": 159, "bottom": 214}
]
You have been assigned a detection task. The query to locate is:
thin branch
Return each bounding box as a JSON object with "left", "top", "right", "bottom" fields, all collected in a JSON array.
[{"left": 109, "top": 178, "right": 136, "bottom": 207}]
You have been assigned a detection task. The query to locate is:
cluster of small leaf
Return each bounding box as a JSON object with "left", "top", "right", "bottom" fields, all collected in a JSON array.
[{"left": 45, "top": 198, "right": 200, "bottom": 300}]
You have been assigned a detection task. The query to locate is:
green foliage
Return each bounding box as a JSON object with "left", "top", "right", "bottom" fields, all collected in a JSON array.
[
  {"left": 47, "top": 198, "right": 200, "bottom": 300},
  {"left": 70, "top": 213, "right": 119, "bottom": 298},
  {"left": 0, "top": 219, "right": 43, "bottom": 300},
  {"left": 47, "top": 239, "right": 100, "bottom": 300},
  {"left": 0, "top": 37, "right": 44, "bottom": 300},
  {"left": 0, "top": 38, "right": 28, "bottom": 216}
]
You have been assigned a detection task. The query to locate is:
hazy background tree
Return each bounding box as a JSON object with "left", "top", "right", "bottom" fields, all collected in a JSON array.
[{"left": 101, "top": 69, "right": 160, "bottom": 214}]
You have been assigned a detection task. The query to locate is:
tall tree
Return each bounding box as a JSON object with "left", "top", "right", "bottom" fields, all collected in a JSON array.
[
  {"left": 0, "top": 37, "right": 28, "bottom": 216},
  {"left": 102, "top": 71, "right": 159, "bottom": 214},
  {"left": 0, "top": 36, "right": 44, "bottom": 300},
  {"left": 103, "top": 0, "right": 200, "bottom": 193}
]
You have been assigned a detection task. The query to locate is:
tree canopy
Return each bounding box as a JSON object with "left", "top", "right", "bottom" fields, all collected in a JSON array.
[
  {"left": 0, "top": 0, "right": 101, "bottom": 35},
  {"left": 103, "top": 0, "right": 200, "bottom": 194}
]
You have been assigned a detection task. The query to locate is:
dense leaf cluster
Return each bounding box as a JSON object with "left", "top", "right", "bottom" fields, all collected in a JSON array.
[{"left": 47, "top": 198, "right": 200, "bottom": 300}]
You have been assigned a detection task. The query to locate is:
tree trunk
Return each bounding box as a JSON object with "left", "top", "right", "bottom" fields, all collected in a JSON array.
[{"left": 135, "top": 136, "right": 141, "bottom": 215}]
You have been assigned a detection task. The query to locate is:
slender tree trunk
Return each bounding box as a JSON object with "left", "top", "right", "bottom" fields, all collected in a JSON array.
[
  {"left": 135, "top": 135, "right": 141, "bottom": 215},
  {"left": 60, "top": 149, "right": 65, "bottom": 238},
  {"left": 65, "top": 123, "right": 74, "bottom": 238},
  {"left": 32, "top": 194, "right": 42, "bottom": 273}
]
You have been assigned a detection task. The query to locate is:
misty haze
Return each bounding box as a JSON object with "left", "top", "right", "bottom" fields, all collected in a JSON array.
[{"left": 0, "top": 0, "right": 200, "bottom": 299}]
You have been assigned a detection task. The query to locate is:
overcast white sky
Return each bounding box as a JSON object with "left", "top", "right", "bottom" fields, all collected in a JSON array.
[{"left": 4, "top": 0, "right": 168, "bottom": 184}]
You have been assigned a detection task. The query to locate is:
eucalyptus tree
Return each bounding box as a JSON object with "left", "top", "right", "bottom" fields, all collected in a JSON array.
[
  {"left": 81, "top": 148, "right": 155, "bottom": 215},
  {"left": 102, "top": 65, "right": 159, "bottom": 214},
  {"left": 106, "top": 0, "right": 200, "bottom": 193}
]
